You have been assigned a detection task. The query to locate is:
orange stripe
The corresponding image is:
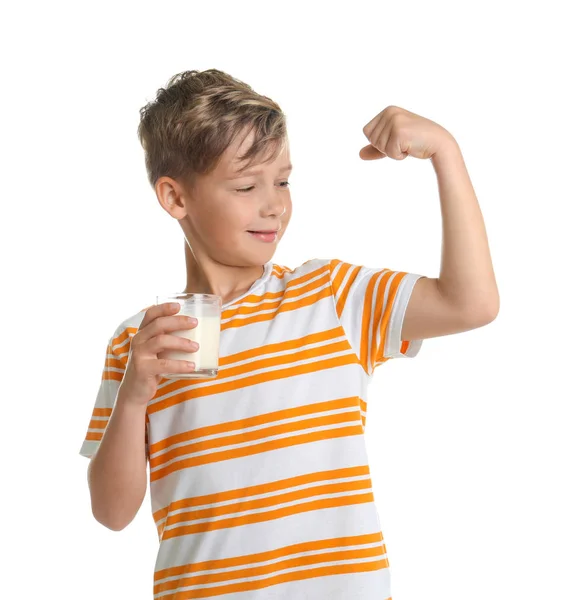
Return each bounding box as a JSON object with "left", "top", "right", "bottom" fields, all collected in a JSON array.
[
  {"left": 154, "top": 531, "right": 385, "bottom": 580},
  {"left": 159, "top": 562, "right": 391, "bottom": 599},
  {"left": 271, "top": 264, "right": 293, "bottom": 278},
  {"left": 155, "top": 549, "right": 388, "bottom": 596},
  {"left": 85, "top": 417, "right": 149, "bottom": 443},
  {"left": 360, "top": 271, "right": 374, "bottom": 371},
  {"left": 148, "top": 350, "right": 359, "bottom": 416},
  {"left": 82, "top": 348, "right": 125, "bottom": 441},
  {"left": 93, "top": 408, "right": 112, "bottom": 417},
  {"left": 221, "top": 275, "right": 329, "bottom": 324},
  {"left": 101, "top": 334, "right": 129, "bottom": 381},
  {"left": 219, "top": 325, "right": 342, "bottom": 367},
  {"left": 281, "top": 264, "right": 327, "bottom": 291},
  {"left": 373, "top": 271, "right": 406, "bottom": 364},
  {"left": 221, "top": 265, "right": 328, "bottom": 320},
  {"left": 153, "top": 464, "right": 371, "bottom": 523},
  {"left": 151, "top": 421, "right": 364, "bottom": 483},
  {"left": 155, "top": 338, "right": 350, "bottom": 406},
  {"left": 162, "top": 490, "right": 374, "bottom": 541},
  {"left": 151, "top": 409, "right": 363, "bottom": 478},
  {"left": 152, "top": 395, "right": 362, "bottom": 455},
  {"left": 150, "top": 327, "right": 350, "bottom": 408},
  {"left": 219, "top": 285, "right": 332, "bottom": 331},
  {"left": 365, "top": 269, "right": 393, "bottom": 369},
  {"left": 221, "top": 288, "right": 285, "bottom": 319},
  {"left": 112, "top": 328, "right": 132, "bottom": 349},
  {"left": 165, "top": 478, "right": 372, "bottom": 529},
  {"left": 329, "top": 259, "right": 349, "bottom": 297},
  {"left": 222, "top": 280, "right": 332, "bottom": 331},
  {"left": 151, "top": 394, "right": 362, "bottom": 459},
  {"left": 365, "top": 270, "right": 392, "bottom": 371},
  {"left": 336, "top": 264, "right": 362, "bottom": 320},
  {"left": 101, "top": 369, "right": 124, "bottom": 383},
  {"left": 102, "top": 356, "right": 125, "bottom": 375}
]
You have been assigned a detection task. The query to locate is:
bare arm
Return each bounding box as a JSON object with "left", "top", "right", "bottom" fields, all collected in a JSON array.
[
  {"left": 401, "top": 137, "right": 499, "bottom": 341},
  {"left": 87, "top": 392, "right": 148, "bottom": 531}
]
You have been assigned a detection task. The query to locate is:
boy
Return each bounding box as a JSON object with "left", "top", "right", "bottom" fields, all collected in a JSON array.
[{"left": 79, "top": 69, "right": 499, "bottom": 600}]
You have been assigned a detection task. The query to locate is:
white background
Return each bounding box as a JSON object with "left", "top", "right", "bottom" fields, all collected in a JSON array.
[{"left": 2, "top": 1, "right": 562, "bottom": 599}]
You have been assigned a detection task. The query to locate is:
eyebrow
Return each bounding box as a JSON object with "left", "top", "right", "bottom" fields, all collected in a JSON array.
[{"left": 227, "top": 163, "right": 293, "bottom": 180}]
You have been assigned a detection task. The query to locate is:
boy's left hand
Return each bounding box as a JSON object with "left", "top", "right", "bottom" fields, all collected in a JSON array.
[{"left": 359, "top": 105, "right": 455, "bottom": 161}]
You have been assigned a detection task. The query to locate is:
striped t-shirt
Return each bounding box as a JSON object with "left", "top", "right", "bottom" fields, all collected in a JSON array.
[{"left": 79, "top": 257, "right": 424, "bottom": 600}]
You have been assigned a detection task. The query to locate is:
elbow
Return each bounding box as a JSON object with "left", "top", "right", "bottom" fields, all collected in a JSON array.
[
  {"left": 92, "top": 506, "right": 131, "bottom": 531},
  {"left": 86, "top": 455, "right": 140, "bottom": 532},
  {"left": 102, "top": 517, "right": 129, "bottom": 532},
  {"left": 464, "top": 295, "right": 500, "bottom": 327},
  {"left": 105, "top": 520, "right": 129, "bottom": 532},
  {"left": 89, "top": 483, "right": 134, "bottom": 532},
  {"left": 482, "top": 294, "right": 500, "bottom": 324}
]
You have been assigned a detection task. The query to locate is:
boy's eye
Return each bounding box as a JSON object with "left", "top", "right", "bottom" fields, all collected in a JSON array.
[{"left": 236, "top": 181, "right": 291, "bottom": 193}]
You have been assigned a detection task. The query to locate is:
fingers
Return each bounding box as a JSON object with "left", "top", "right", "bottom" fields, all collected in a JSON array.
[
  {"left": 139, "top": 302, "right": 180, "bottom": 330},
  {"left": 133, "top": 307, "right": 198, "bottom": 353}
]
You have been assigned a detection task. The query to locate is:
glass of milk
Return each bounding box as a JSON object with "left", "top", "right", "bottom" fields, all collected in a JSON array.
[{"left": 155, "top": 293, "right": 222, "bottom": 379}]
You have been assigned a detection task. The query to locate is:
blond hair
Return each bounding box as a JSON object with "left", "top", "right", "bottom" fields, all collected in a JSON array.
[{"left": 137, "top": 69, "right": 288, "bottom": 193}]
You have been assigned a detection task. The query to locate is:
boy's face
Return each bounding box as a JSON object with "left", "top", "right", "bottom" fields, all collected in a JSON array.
[{"left": 176, "top": 127, "right": 292, "bottom": 268}]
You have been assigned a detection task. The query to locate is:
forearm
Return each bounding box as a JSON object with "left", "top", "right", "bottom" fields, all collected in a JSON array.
[
  {"left": 431, "top": 137, "right": 500, "bottom": 320},
  {"left": 87, "top": 392, "right": 148, "bottom": 531}
]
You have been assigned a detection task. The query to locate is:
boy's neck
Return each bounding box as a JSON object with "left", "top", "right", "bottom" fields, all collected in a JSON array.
[{"left": 182, "top": 243, "right": 267, "bottom": 305}]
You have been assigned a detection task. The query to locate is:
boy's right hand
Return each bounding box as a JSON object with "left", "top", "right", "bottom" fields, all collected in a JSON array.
[{"left": 118, "top": 302, "right": 199, "bottom": 407}]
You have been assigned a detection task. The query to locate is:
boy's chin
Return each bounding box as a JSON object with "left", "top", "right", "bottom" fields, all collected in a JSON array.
[
  {"left": 244, "top": 250, "right": 277, "bottom": 268},
  {"left": 222, "top": 251, "right": 274, "bottom": 269}
]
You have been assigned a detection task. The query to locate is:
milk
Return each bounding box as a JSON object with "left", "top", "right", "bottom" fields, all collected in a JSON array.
[{"left": 161, "top": 313, "right": 222, "bottom": 379}]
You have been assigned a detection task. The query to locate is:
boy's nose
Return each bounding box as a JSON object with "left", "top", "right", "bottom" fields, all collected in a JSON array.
[{"left": 261, "top": 195, "right": 286, "bottom": 219}]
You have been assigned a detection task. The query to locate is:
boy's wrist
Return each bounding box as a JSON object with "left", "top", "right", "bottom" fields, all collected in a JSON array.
[{"left": 115, "top": 389, "right": 150, "bottom": 413}]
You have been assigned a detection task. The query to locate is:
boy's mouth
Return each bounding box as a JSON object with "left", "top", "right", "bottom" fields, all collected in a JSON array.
[{"left": 247, "top": 230, "right": 278, "bottom": 242}]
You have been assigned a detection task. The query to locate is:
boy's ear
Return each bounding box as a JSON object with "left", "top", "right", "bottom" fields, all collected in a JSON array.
[{"left": 154, "top": 176, "right": 188, "bottom": 218}]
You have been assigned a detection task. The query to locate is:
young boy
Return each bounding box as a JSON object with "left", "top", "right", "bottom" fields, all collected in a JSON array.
[{"left": 79, "top": 69, "right": 499, "bottom": 600}]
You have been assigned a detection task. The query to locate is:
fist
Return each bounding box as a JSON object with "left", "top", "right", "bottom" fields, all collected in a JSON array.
[{"left": 359, "top": 105, "right": 454, "bottom": 161}]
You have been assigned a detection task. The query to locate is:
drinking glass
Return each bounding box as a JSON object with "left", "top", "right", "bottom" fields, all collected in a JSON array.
[{"left": 155, "top": 293, "right": 222, "bottom": 379}]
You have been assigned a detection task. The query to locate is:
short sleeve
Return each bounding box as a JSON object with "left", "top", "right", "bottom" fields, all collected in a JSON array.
[
  {"left": 78, "top": 327, "right": 149, "bottom": 459},
  {"left": 328, "top": 258, "right": 425, "bottom": 376}
]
